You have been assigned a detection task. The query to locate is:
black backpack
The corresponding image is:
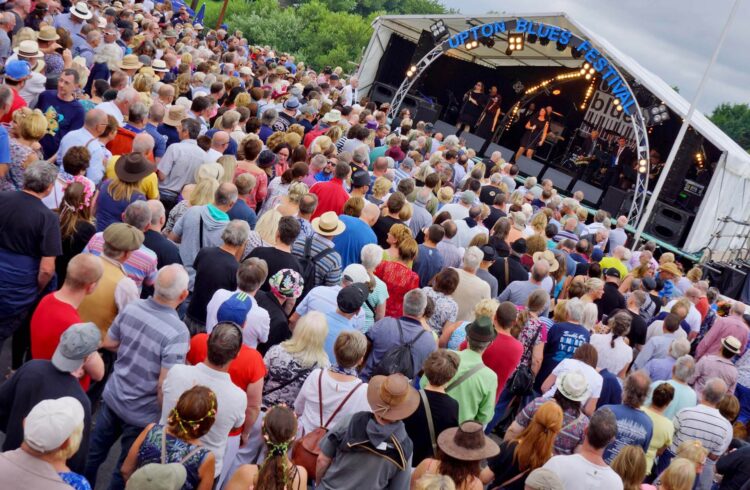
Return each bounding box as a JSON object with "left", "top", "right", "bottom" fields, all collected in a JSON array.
[
  {"left": 372, "top": 319, "right": 427, "bottom": 380},
  {"left": 298, "top": 236, "right": 336, "bottom": 300}
]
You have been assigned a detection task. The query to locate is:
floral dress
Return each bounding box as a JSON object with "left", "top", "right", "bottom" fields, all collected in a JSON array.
[
  {"left": 0, "top": 139, "right": 38, "bottom": 191},
  {"left": 136, "top": 425, "right": 209, "bottom": 490},
  {"left": 59, "top": 472, "right": 92, "bottom": 490},
  {"left": 262, "top": 345, "right": 326, "bottom": 407},
  {"left": 423, "top": 287, "right": 458, "bottom": 335}
]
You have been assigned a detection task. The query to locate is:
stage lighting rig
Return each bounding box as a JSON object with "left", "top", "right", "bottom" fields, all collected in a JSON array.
[
  {"left": 406, "top": 65, "right": 417, "bottom": 77},
  {"left": 465, "top": 40, "right": 479, "bottom": 50},
  {"left": 571, "top": 45, "right": 583, "bottom": 59},
  {"left": 429, "top": 19, "right": 449, "bottom": 43},
  {"left": 556, "top": 41, "right": 566, "bottom": 51},
  {"left": 638, "top": 158, "right": 648, "bottom": 174},
  {"left": 539, "top": 37, "right": 550, "bottom": 46},
  {"left": 479, "top": 36, "right": 495, "bottom": 48},
  {"left": 507, "top": 33, "right": 524, "bottom": 52},
  {"left": 527, "top": 33, "right": 538, "bottom": 44},
  {"left": 512, "top": 81, "right": 525, "bottom": 94},
  {"left": 649, "top": 104, "right": 670, "bottom": 125},
  {"left": 613, "top": 98, "right": 624, "bottom": 112},
  {"left": 579, "top": 62, "right": 596, "bottom": 80}
]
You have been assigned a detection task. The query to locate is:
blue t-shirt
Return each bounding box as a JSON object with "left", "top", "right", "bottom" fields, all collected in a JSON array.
[
  {"left": 157, "top": 123, "right": 180, "bottom": 148},
  {"left": 0, "top": 126, "right": 10, "bottom": 165},
  {"left": 596, "top": 369, "right": 623, "bottom": 409},
  {"left": 324, "top": 311, "right": 356, "bottom": 361},
  {"left": 95, "top": 180, "right": 146, "bottom": 232},
  {"left": 600, "top": 404, "right": 653, "bottom": 464},
  {"left": 227, "top": 199, "right": 257, "bottom": 230},
  {"left": 332, "top": 215, "right": 377, "bottom": 269},
  {"left": 413, "top": 244, "right": 445, "bottom": 288},
  {"left": 536, "top": 322, "right": 590, "bottom": 392},
  {"left": 36, "top": 90, "right": 85, "bottom": 159}
]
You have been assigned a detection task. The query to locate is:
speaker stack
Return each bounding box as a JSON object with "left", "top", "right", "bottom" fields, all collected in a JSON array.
[{"left": 643, "top": 201, "right": 695, "bottom": 247}]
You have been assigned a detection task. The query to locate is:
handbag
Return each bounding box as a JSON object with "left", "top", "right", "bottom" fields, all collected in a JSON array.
[
  {"left": 291, "top": 370, "right": 363, "bottom": 476},
  {"left": 507, "top": 322, "right": 542, "bottom": 397}
]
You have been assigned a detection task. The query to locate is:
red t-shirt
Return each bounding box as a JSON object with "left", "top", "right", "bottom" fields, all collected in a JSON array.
[
  {"left": 309, "top": 178, "right": 350, "bottom": 219},
  {"left": 30, "top": 292, "right": 92, "bottom": 390},
  {"left": 696, "top": 297, "right": 710, "bottom": 323},
  {"left": 0, "top": 88, "right": 27, "bottom": 124},
  {"left": 460, "top": 332, "right": 523, "bottom": 403},
  {"left": 188, "top": 334, "right": 267, "bottom": 436}
]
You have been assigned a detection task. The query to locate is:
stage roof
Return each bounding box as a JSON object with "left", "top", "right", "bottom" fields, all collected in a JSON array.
[{"left": 361, "top": 13, "right": 750, "bottom": 254}]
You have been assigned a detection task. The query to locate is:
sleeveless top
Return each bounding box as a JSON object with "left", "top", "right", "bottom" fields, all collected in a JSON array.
[{"left": 136, "top": 425, "right": 209, "bottom": 490}]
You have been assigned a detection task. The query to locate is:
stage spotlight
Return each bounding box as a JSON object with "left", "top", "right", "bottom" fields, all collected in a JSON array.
[
  {"left": 429, "top": 19, "right": 449, "bottom": 43},
  {"left": 527, "top": 33, "right": 538, "bottom": 44},
  {"left": 507, "top": 33, "right": 524, "bottom": 52},
  {"left": 479, "top": 36, "right": 495, "bottom": 48},
  {"left": 539, "top": 37, "right": 550, "bottom": 46},
  {"left": 505, "top": 47, "right": 513, "bottom": 56},
  {"left": 556, "top": 41, "right": 566, "bottom": 51},
  {"left": 512, "top": 81, "right": 525, "bottom": 93},
  {"left": 638, "top": 159, "right": 648, "bottom": 173},
  {"left": 465, "top": 40, "right": 479, "bottom": 50},
  {"left": 552, "top": 89, "right": 561, "bottom": 95},
  {"left": 406, "top": 65, "right": 417, "bottom": 77}
]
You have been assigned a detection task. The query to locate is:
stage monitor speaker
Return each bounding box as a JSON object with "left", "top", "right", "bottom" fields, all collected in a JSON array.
[
  {"left": 433, "top": 120, "right": 457, "bottom": 136},
  {"left": 570, "top": 180, "right": 603, "bottom": 206},
  {"left": 461, "top": 132, "right": 486, "bottom": 153},
  {"left": 644, "top": 201, "right": 695, "bottom": 247},
  {"left": 414, "top": 101, "right": 442, "bottom": 124},
  {"left": 540, "top": 168, "right": 573, "bottom": 192},
  {"left": 369, "top": 82, "right": 397, "bottom": 105},
  {"left": 483, "top": 143, "right": 515, "bottom": 162},
  {"left": 515, "top": 156, "right": 545, "bottom": 179},
  {"left": 600, "top": 187, "right": 630, "bottom": 217}
]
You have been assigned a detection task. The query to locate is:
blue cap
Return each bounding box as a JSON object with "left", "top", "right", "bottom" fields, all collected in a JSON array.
[
  {"left": 591, "top": 248, "right": 604, "bottom": 262},
  {"left": 216, "top": 291, "right": 253, "bottom": 327},
  {"left": 5, "top": 60, "right": 30, "bottom": 81}
]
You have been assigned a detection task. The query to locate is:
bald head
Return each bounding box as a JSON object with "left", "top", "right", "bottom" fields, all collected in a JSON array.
[
  {"left": 702, "top": 378, "right": 728, "bottom": 406},
  {"left": 360, "top": 201, "right": 380, "bottom": 226},
  {"left": 132, "top": 132, "right": 155, "bottom": 155},
  {"left": 613, "top": 245, "right": 627, "bottom": 259},
  {"left": 154, "top": 264, "right": 189, "bottom": 303},
  {"left": 731, "top": 301, "right": 747, "bottom": 316},
  {"left": 84, "top": 109, "right": 108, "bottom": 132},
  {"left": 616, "top": 215, "right": 628, "bottom": 228},
  {"left": 211, "top": 131, "right": 230, "bottom": 151},
  {"left": 149, "top": 102, "right": 166, "bottom": 124},
  {"left": 64, "top": 253, "right": 104, "bottom": 290},
  {"left": 146, "top": 199, "right": 165, "bottom": 227},
  {"left": 531, "top": 260, "right": 550, "bottom": 282}
]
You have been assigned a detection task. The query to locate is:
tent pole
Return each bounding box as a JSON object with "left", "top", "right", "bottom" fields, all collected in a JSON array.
[{"left": 633, "top": 0, "right": 742, "bottom": 245}]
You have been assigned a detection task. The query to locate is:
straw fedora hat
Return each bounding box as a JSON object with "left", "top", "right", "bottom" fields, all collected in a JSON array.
[
  {"left": 437, "top": 421, "right": 500, "bottom": 461},
  {"left": 70, "top": 1, "right": 93, "bottom": 19},
  {"left": 366, "top": 374, "right": 419, "bottom": 421},
  {"left": 555, "top": 371, "right": 590, "bottom": 402},
  {"left": 119, "top": 54, "right": 143, "bottom": 71},
  {"left": 162, "top": 105, "right": 186, "bottom": 127},
  {"left": 532, "top": 250, "right": 559, "bottom": 273},
  {"left": 721, "top": 335, "right": 742, "bottom": 355},
  {"left": 38, "top": 25, "right": 60, "bottom": 42},
  {"left": 322, "top": 109, "right": 341, "bottom": 124},
  {"left": 658, "top": 262, "right": 682, "bottom": 277},
  {"left": 115, "top": 153, "right": 154, "bottom": 183},
  {"left": 311, "top": 211, "right": 346, "bottom": 237},
  {"left": 13, "top": 40, "right": 44, "bottom": 58},
  {"left": 151, "top": 59, "right": 168, "bottom": 73}
]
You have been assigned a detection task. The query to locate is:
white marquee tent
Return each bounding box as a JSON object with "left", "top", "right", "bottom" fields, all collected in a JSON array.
[{"left": 358, "top": 13, "right": 750, "bottom": 256}]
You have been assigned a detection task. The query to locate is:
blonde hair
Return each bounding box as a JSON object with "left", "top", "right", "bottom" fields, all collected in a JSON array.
[
  {"left": 310, "top": 135, "right": 333, "bottom": 155},
  {"left": 281, "top": 311, "right": 330, "bottom": 368},
  {"left": 255, "top": 209, "right": 281, "bottom": 245},
  {"left": 530, "top": 212, "right": 548, "bottom": 234},
  {"left": 675, "top": 440, "right": 708, "bottom": 467},
  {"left": 234, "top": 92, "right": 251, "bottom": 108},
  {"left": 14, "top": 108, "right": 47, "bottom": 140},
  {"left": 611, "top": 446, "right": 647, "bottom": 490},
  {"left": 372, "top": 176, "right": 392, "bottom": 199},
  {"left": 51, "top": 422, "right": 83, "bottom": 460},
  {"left": 437, "top": 186, "right": 454, "bottom": 204},
  {"left": 398, "top": 202, "right": 413, "bottom": 222},
  {"left": 189, "top": 179, "right": 219, "bottom": 206},
  {"left": 414, "top": 474, "right": 456, "bottom": 490},
  {"left": 287, "top": 181, "right": 308, "bottom": 204},
  {"left": 284, "top": 131, "right": 302, "bottom": 148},
  {"left": 474, "top": 298, "right": 500, "bottom": 318},
  {"left": 133, "top": 73, "right": 156, "bottom": 93},
  {"left": 584, "top": 277, "right": 604, "bottom": 294},
  {"left": 195, "top": 162, "right": 224, "bottom": 183},
  {"left": 660, "top": 458, "right": 696, "bottom": 490},
  {"left": 217, "top": 156, "right": 237, "bottom": 184}
]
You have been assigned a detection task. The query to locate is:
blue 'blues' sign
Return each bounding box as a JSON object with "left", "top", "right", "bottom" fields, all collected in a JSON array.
[{"left": 444, "top": 18, "right": 635, "bottom": 115}]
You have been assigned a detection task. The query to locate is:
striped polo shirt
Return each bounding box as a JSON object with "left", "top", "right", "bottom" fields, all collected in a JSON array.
[
  {"left": 291, "top": 233, "right": 342, "bottom": 288},
  {"left": 669, "top": 404, "right": 732, "bottom": 457},
  {"left": 102, "top": 298, "right": 189, "bottom": 427},
  {"left": 85, "top": 232, "right": 157, "bottom": 289}
]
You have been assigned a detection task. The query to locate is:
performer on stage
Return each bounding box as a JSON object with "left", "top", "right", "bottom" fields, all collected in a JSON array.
[
  {"left": 514, "top": 107, "right": 549, "bottom": 162},
  {"left": 475, "top": 85, "right": 502, "bottom": 138},
  {"left": 580, "top": 129, "right": 603, "bottom": 180},
  {"left": 600, "top": 136, "right": 635, "bottom": 189},
  {"left": 457, "top": 81, "right": 487, "bottom": 133}
]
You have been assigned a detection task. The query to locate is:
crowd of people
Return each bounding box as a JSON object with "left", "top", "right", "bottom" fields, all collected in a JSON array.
[{"left": 0, "top": 1, "right": 749, "bottom": 490}]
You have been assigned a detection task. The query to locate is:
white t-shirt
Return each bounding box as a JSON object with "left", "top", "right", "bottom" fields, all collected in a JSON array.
[
  {"left": 543, "top": 358, "right": 603, "bottom": 405},
  {"left": 543, "top": 453, "right": 623, "bottom": 490},
  {"left": 160, "top": 363, "right": 247, "bottom": 477},
  {"left": 665, "top": 300, "right": 701, "bottom": 333},
  {"left": 590, "top": 333, "right": 633, "bottom": 375},
  {"left": 206, "top": 289, "right": 270, "bottom": 348},
  {"left": 294, "top": 368, "right": 371, "bottom": 436},
  {"left": 646, "top": 320, "right": 688, "bottom": 343}
]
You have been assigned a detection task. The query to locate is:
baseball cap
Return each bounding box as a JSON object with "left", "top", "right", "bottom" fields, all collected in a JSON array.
[
  {"left": 24, "top": 397, "right": 85, "bottom": 452},
  {"left": 337, "top": 283, "right": 369, "bottom": 314},
  {"left": 126, "top": 462, "right": 187, "bottom": 490},
  {"left": 52, "top": 322, "right": 101, "bottom": 373},
  {"left": 603, "top": 267, "right": 621, "bottom": 279},
  {"left": 591, "top": 248, "right": 604, "bottom": 262},
  {"left": 351, "top": 170, "right": 370, "bottom": 188},
  {"left": 216, "top": 291, "right": 253, "bottom": 327},
  {"left": 4, "top": 60, "right": 31, "bottom": 80},
  {"left": 342, "top": 263, "right": 370, "bottom": 284}
]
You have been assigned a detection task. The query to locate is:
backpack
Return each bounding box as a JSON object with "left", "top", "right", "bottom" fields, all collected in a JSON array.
[
  {"left": 298, "top": 236, "right": 336, "bottom": 300},
  {"left": 371, "top": 319, "right": 427, "bottom": 380}
]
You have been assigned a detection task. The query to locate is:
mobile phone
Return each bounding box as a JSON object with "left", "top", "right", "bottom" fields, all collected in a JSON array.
[{"left": 602, "top": 314, "right": 609, "bottom": 324}]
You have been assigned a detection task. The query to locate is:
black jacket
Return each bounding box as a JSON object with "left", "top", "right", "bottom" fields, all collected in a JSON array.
[{"left": 489, "top": 254, "right": 528, "bottom": 294}]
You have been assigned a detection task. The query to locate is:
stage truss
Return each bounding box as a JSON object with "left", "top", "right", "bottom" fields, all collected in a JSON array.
[{"left": 386, "top": 19, "right": 650, "bottom": 226}]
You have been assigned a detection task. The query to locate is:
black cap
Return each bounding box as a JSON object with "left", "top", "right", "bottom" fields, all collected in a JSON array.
[
  {"left": 604, "top": 267, "right": 621, "bottom": 279},
  {"left": 257, "top": 149, "right": 277, "bottom": 169},
  {"left": 481, "top": 245, "right": 496, "bottom": 262},
  {"left": 641, "top": 277, "right": 656, "bottom": 291},
  {"left": 511, "top": 238, "right": 527, "bottom": 255},
  {"left": 352, "top": 170, "right": 370, "bottom": 188},
  {"left": 337, "top": 283, "right": 369, "bottom": 314}
]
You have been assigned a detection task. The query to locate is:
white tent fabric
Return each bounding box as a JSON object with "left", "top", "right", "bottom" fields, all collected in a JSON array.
[{"left": 359, "top": 13, "right": 750, "bottom": 255}]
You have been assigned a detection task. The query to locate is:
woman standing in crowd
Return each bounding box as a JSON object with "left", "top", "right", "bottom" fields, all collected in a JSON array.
[
  {"left": 225, "top": 406, "right": 307, "bottom": 490},
  {"left": 164, "top": 172, "right": 221, "bottom": 235},
  {"left": 439, "top": 298, "right": 497, "bottom": 350},
  {"left": 255, "top": 269, "right": 304, "bottom": 355},
  {"left": 590, "top": 311, "right": 633, "bottom": 378},
  {"left": 121, "top": 386, "right": 216, "bottom": 490},
  {"left": 43, "top": 146, "right": 92, "bottom": 209},
  {"left": 360, "top": 244, "right": 389, "bottom": 332},
  {"left": 611, "top": 445, "right": 649, "bottom": 490},
  {"left": 424, "top": 268, "right": 460, "bottom": 338},
  {"left": 255, "top": 181, "right": 308, "bottom": 244},
  {"left": 259, "top": 162, "right": 308, "bottom": 216},
  {"left": 94, "top": 153, "right": 148, "bottom": 232},
  {"left": 235, "top": 137, "right": 267, "bottom": 209},
  {"left": 375, "top": 236, "right": 420, "bottom": 318},
  {"left": 540, "top": 343, "right": 602, "bottom": 416},
  {"left": 1, "top": 108, "right": 46, "bottom": 192},
  {"left": 56, "top": 179, "right": 96, "bottom": 283},
  {"left": 383, "top": 223, "right": 414, "bottom": 264}
]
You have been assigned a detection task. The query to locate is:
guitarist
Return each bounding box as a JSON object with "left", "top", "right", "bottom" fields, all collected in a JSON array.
[{"left": 579, "top": 129, "right": 603, "bottom": 181}]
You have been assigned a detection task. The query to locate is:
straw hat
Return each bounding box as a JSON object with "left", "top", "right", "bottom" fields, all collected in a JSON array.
[
  {"left": 311, "top": 211, "right": 346, "bottom": 236},
  {"left": 119, "top": 54, "right": 143, "bottom": 70},
  {"left": 437, "top": 421, "right": 500, "bottom": 461},
  {"left": 322, "top": 109, "right": 341, "bottom": 124},
  {"left": 366, "top": 374, "right": 419, "bottom": 421},
  {"left": 721, "top": 335, "right": 742, "bottom": 355},
  {"left": 38, "top": 25, "right": 60, "bottom": 42},
  {"left": 151, "top": 59, "right": 168, "bottom": 73},
  {"left": 162, "top": 105, "right": 187, "bottom": 127},
  {"left": 658, "top": 262, "right": 682, "bottom": 277},
  {"left": 13, "top": 40, "right": 44, "bottom": 58},
  {"left": 533, "top": 250, "right": 559, "bottom": 273},
  {"left": 70, "top": 1, "right": 93, "bottom": 19}
]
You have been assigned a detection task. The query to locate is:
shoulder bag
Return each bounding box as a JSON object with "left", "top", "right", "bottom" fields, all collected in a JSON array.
[
  {"left": 506, "top": 322, "right": 542, "bottom": 397},
  {"left": 420, "top": 389, "right": 438, "bottom": 458}
]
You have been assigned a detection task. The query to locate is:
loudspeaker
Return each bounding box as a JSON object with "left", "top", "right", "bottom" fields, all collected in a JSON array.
[
  {"left": 370, "top": 82, "right": 397, "bottom": 105},
  {"left": 483, "top": 143, "right": 515, "bottom": 162},
  {"left": 570, "top": 180, "right": 603, "bottom": 206},
  {"left": 540, "top": 168, "right": 573, "bottom": 192},
  {"left": 433, "top": 119, "right": 457, "bottom": 136},
  {"left": 661, "top": 129, "right": 703, "bottom": 202},
  {"left": 414, "top": 100, "right": 442, "bottom": 124},
  {"left": 461, "top": 132, "right": 486, "bottom": 152},
  {"left": 600, "top": 187, "right": 630, "bottom": 217},
  {"left": 644, "top": 201, "right": 695, "bottom": 246},
  {"left": 515, "top": 155, "right": 545, "bottom": 178},
  {"left": 411, "top": 30, "right": 436, "bottom": 65}
]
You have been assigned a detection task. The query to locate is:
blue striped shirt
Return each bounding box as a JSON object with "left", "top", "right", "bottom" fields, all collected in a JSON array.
[{"left": 291, "top": 233, "right": 342, "bottom": 288}]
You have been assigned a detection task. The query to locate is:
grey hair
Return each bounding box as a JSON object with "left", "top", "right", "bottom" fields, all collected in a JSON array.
[
  {"left": 260, "top": 108, "right": 277, "bottom": 126},
  {"left": 403, "top": 289, "right": 427, "bottom": 317},
  {"left": 23, "top": 161, "right": 58, "bottom": 193},
  {"left": 146, "top": 200, "right": 165, "bottom": 226},
  {"left": 361, "top": 243, "right": 384, "bottom": 271},
  {"left": 702, "top": 378, "right": 728, "bottom": 405},
  {"left": 0, "top": 85, "right": 14, "bottom": 108},
  {"left": 132, "top": 132, "right": 155, "bottom": 154},
  {"left": 352, "top": 144, "right": 369, "bottom": 164},
  {"left": 123, "top": 201, "right": 152, "bottom": 231},
  {"left": 221, "top": 219, "right": 250, "bottom": 246},
  {"left": 463, "top": 246, "right": 483, "bottom": 272},
  {"left": 673, "top": 355, "right": 695, "bottom": 382},
  {"left": 565, "top": 297, "right": 584, "bottom": 323},
  {"left": 669, "top": 339, "right": 691, "bottom": 359},
  {"left": 221, "top": 110, "right": 240, "bottom": 129},
  {"left": 154, "top": 264, "right": 189, "bottom": 301},
  {"left": 310, "top": 153, "right": 327, "bottom": 171},
  {"left": 129, "top": 102, "right": 149, "bottom": 124},
  {"left": 116, "top": 87, "right": 139, "bottom": 104},
  {"left": 524, "top": 176, "right": 537, "bottom": 189},
  {"left": 215, "top": 183, "right": 238, "bottom": 207},
  {"left": 443, "top": 135, "right": 459, "bottom": 148}
]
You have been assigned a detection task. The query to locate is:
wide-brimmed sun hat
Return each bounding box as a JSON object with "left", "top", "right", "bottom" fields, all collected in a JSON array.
[
  {"left": 436, "top": 421, "right": 500, "bottom": 461},
  {"left": 367, "top": 373, "right": 420, "bottom": 421},
  {"left": 722, "top": 335, "right": 742, "bottom": 355},
  {"left": 533, "top": 250, "right": 560, "bottom": 273},
  {"left": 70, "top": 1, "right": 93, "bottom": 19},
  {"left": 322, "top": 109, "right": 341, "bottom": 124},
  {"left": 555, "top": 370, "right": 590, "bottom": 402},
  {"left": 119, "top": 54, "right": 144, "bottom": 70},
  {"left": 115, "top": 153, "right": 154, "bottom": 183},
  {"left": 13, "top": 40, "right": 44, "bottom": 58},
  {"left": 162, "top": 105, "right": 187, "bottom": 127},
  {"left": 658, "top": 262, "right": 682, "bottom": 277},
  {"left": 311, "top": 211, "right": 346, "bottom": 236}
]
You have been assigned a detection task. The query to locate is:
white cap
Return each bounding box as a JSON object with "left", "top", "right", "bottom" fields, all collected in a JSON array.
[
  {"left": 24, "top": 397, "right": 84, "bottom": 452},
  {"left": 342, "top": 263, "right": 370, "bottom": 284}
]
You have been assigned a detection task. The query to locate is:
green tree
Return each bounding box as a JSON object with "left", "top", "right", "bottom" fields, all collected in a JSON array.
[{"left": 710, "top": 103, "right": 750, "bottom": 151}]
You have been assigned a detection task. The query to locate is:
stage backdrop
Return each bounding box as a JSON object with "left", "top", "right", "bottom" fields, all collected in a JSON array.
[{"left": 582, "top": 80, "right": 635, "bottom": 140}]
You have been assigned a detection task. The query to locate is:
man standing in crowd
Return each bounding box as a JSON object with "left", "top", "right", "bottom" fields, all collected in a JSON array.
[
  {"left": 157, "top": 118, "right": 207, "bottom": 213},
  {"left": 37, "top": 69, "right": 86, "bottom": 159},
  {"left": 452, "top": 246, "right": 491, "bottom": 322},
  {"left": 600, "top": 370, "right": 654, "bottom": 464}
]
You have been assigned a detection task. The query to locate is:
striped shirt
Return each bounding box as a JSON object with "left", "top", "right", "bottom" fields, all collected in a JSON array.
[
  {"left": 85, "top": 232, "right": 157, "bottom": 289},
  {"left": 291, "top": 233, "right": 342, "bottom": 288},
  {"left": 103, "top": 298, "right": 190, "bottom": 427},
  {"left": 669, "top": 404, "right": 732, "bottom": 457}
]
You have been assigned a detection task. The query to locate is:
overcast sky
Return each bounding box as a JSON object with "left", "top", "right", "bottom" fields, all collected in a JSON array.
[{"left": 441, "top": 0, "right": 749, "bottom": 114}]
